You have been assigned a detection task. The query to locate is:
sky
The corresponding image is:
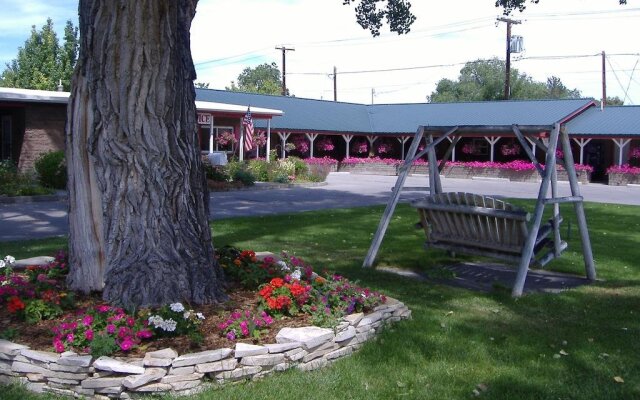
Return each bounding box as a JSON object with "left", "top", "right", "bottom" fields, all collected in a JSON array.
[{"left": 1, "top": 0, "right": 639, "bottom": 105}]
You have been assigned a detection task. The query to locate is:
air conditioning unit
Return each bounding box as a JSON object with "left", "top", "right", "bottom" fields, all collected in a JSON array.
[{"left": 510, "top": 35, "right": 524, "bottom": 53}]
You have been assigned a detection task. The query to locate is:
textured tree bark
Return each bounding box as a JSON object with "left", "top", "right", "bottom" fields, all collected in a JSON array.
[{"left": 65, "top": 0, "right": 227, "bottom": 308}]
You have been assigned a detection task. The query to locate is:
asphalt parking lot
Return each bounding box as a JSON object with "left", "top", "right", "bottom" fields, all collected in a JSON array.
[{"left": 1, "top": 172, "right": 638, "bottom": 242}]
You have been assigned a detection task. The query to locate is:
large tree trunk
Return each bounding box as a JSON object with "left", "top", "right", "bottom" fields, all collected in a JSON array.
[{"left": 66, "top": 0, "right": 227, "bottom": 308}]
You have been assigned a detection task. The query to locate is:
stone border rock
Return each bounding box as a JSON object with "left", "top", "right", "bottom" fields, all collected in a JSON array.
[{"left": 0, "top": 297, "right": 411, "bottom": 399}]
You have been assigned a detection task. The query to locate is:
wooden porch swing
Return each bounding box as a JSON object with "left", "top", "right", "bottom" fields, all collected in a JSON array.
[{"left": 363, "top": 122, "right": 596, "bottom": 297}]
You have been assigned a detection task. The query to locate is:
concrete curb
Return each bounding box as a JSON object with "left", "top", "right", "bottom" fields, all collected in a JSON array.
[{"left": 0, "top": 193, "right": 67, "bottom": 204}]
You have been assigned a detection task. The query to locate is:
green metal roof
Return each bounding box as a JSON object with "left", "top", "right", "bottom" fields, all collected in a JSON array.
[
  {"left": 195, "top": 88, "right": 597, "bottom": 135},
  {"left": 565, "top": 106, "right": 640, "bottom": 137}
]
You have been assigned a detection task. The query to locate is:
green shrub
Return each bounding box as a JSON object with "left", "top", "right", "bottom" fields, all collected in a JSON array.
[
  {"left": 233, "top": 169, "right": 256, "bottom": 186},
  {"left": 204, "top": 164, "right": 229, "bottom": 182},
  {"left": 288, "top": 156, "right": 309, "bottom": 176},
  {"left": 248, "top": 159, "right": 269, "bottom": 182},
  {"left": 34, "top": 151, "right": 67, "bottom": 189},
  {"left": 0, "top": 159, "right": 53, "bottom": 196}
]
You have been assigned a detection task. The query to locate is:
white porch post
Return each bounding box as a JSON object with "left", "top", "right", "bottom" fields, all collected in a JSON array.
[
  {"left": 239, "top": 117, "right": 245, "bottom": 161},
  {"left": 572, "top": 138, "right": 591, "bottom": 165},
  {"left": 366, "top": 135, "right": 378, "bottom": 155},
  {"left": 278, "top": 132, "right": 291, "bottom": 159},
  {"left": 446, "top": 137, "right": 457, "bottom": 161},
  {"left": 306, "top": 133, "right": 319, "bottom": 158},
  {"left": 397, "top": 136, "right": 409, "bottom": 160},
  {"left": 613, "top": 138, "right": 631, "bottom": 166},
  {"left": 484, "top": 136, "right": 500, "bottom": 162},
  {"left": 343, "top": 134, "right": 354, "bottom": 158},
  {"left": 208, "top": 121, "right": 214, "bottom": 153},
  {"left": 266, "top": 120, "right": 272, "bottom": 162}
]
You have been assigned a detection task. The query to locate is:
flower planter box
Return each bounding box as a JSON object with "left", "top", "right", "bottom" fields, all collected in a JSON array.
[
  {"left": 442, "top": 165, "right": 590, "bottom": 184},
  {"left": 608, "top": 173, "right": 640, "bottom": 186},
  {"left": 338, "top": 162, "right": 397, "bottom": 175},
  {"left": 336, "top": 161, "right": 591, "bottom": 184}
]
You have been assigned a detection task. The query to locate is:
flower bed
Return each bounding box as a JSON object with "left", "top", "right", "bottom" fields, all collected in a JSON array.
[
  {"left": 606, "top": 165, "right": 640, "bottom": 186},
  {"left": 335, "top": 158, "right": 592, "bottom": 183},
  {"left": 0, "top": 249, "right": 410, "bottom": 397}
]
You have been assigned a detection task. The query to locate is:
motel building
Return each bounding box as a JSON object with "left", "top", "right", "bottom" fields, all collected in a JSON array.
[{"left": 1, "top": 87, "right": 639, "bottom": 184}]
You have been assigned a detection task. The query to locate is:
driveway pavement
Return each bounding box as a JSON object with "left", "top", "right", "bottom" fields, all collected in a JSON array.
[{"left": 1, "top": 172, "right": 639, "bottom": 242}]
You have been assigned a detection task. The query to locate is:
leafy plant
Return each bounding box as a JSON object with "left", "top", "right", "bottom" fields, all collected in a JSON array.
[
  {"left": 89, "top": 332, "right": 118, "bottom": 358},
  {"left": 24, "top": 299, "right": 62, "bottom": 323},
  {"left": 0, "top": 327, "right": 18, "bottom": 341},
  {"left": 53, "top": 305, "right": 152, "bottom": 354},
  {"left": 145, "top": 303, "right": 205, "bottom": 345},
  {"left": 218, "top": 310, "right": 273, "bottom": 341},
  {"left": 34, "top": 151, "right": 67, "bottom": 189},
  {"left": 218, "top": 248, "right": 281, "bottom": 289},
  {"left": 204, "top": 164, "right": 229, "bottom": 182}
]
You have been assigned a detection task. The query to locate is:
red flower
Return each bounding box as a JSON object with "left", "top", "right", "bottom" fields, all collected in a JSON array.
[
  {"left": 7, "top": 296, "right": 25, "bottom": 313},
  {"left": 258, "top": 285, "right": 273, "bottom": 299},
  {"left": 266, "top": 297, "right": 278, "bottom": 310},
  {"left": 270, "top": 278, "right": 284, "bottom": 288},
  {"left": 276, "top": 295, "right": 291, "bottom": 309}
]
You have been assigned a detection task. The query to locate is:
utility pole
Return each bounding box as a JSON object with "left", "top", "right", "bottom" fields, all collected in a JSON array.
[
  {"left": 371, "top": 88, "right": 375, "bottom": 104},
  {"left": 333, "top": 66, "right": 337, "bottom": 102},
  {"left": 497, "top": 17, "right": 521, "bottom": 100},
  {"left": 275, "top": 46, "right": 295, "bottom": 96},
  {"left": 601, "top": 50, "right": 607, "bottom": 110}
]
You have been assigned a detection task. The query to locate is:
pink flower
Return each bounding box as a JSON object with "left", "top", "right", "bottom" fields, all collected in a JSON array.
[
  {"left": 136, "top": 330, "right": 153, "bottom": 339},
  {"left": 226, "top": 331, "right": 236, "bottom": 341},
  {"left": 118, "top": 326, "right": 130, "bottom": 338},
  {"left": 106, "top": 324, "right": 116, "bottom": 334},
  {"left": 66, "top": 333, "right": 74, "bottom": 343},
  {"left": 85, "top": 329, "right": 94, "bottom": 341},
  {"left": 119, "top": 338, "right": 134, "bottom": 351},
  {"left": 82, "top": 315, "right": 93, "bottom": 326},
  {"left": 240, "top": 321, "right": 249, "bottom": 336},
  {"left": 126, "top": 317, "right": 135, "bottom": 327},
  {"left": 53, "top": 339, "right": 65, "bottom": 353},
  {"left": 97, "top": 305, "right": 111, "bottom": 313}
]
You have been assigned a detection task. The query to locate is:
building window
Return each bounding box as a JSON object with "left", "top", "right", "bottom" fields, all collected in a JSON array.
[{"left": 1, "top": 115, "right": 11, "bottom": 160}]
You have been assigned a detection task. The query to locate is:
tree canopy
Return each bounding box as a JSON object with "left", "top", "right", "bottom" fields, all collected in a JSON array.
[
  {"left": 343, "top": 0, "right": 628, "bottom": 35},
  {"left": 427, "top": 58, "right": 582, "bottom": 102},
  {"left": 226, "top": 62, "right": 287, "bottom": 95},
  {"left": 0, "top": 18, "right": 78, "bottom": 91}
]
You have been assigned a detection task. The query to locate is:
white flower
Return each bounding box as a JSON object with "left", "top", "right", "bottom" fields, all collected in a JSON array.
[
  {"left": 196, "top": 312, "right": 205, "bottom": 320},
  {"left": 148, "top": 315, "right": 164, "bottom": 327},
  {"left": 183, "top": 311, "right": 192, "bottom": 320},
  {"left": 3, "top": 256, "right": 15, "bottom": 265},
  {"left": 276, "top": 260, "right": 289, "bottom": 271},
  {"left": 290, "top": 269, "right": 302, "bottom": 280},
  {"left": 170, "top": 303, "right": 185, "bottom": 313},
  {"left": 161, "top": 319, "right": 177, "bottom": 332},
  {"left": 0, "top": 260, "right": 5, "bottom": 269}
]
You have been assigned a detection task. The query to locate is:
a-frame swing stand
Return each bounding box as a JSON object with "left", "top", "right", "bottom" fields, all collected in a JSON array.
[{"left": 363, "top": 123, "right": 596, "bottom": 297}]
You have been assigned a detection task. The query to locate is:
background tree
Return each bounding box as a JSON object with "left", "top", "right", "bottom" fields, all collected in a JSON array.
[
  {"left": 427, "top": 58, "right": 581, "bottom": 102},
  {"left": 194, "top": 82, "right": 210, "bottom": 89},
  {"left": 226, "top": 62, "right": 286, "bottom": 95},
  {"left": 342, "top": 0, "right": 416, "bottom": 36},
  {"left": 0, "top": 18, "right": 78, "bottom": 91},
  {"left": 66, "top": 0, "right": 226, "bottom": 308},
  {"left": 497, "top": 0, "right": 626, "bottom": 15}
]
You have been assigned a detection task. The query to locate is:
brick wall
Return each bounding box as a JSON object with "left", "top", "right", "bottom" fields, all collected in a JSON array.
[{"left": 18, "top": 104, "right": 66, "bottom": 171}]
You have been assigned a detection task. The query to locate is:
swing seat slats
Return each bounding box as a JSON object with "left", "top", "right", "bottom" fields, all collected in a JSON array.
[{"left": 411, "top": 192, "right": 566, "bottom": 267}]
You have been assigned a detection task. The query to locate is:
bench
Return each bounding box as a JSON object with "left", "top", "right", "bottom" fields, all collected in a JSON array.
[{"left": 411, "top": 192, "right": 566, "bottom": 267}]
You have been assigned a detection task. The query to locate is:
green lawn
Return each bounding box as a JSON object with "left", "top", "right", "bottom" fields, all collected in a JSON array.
[{"left": 3, "top": 201, "right": 640, "bottom": 399}]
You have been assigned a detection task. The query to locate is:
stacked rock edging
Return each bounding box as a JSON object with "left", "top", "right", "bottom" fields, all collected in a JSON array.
[{"left": 0, "top": 297, "right": 411, "bottom": 399}]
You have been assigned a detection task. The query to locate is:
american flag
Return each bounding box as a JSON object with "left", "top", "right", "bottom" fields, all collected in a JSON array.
[{"left": 242, "top": 107, "right": 254, "bottom": 152}]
